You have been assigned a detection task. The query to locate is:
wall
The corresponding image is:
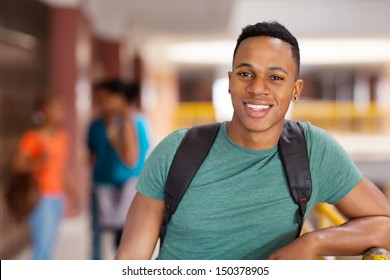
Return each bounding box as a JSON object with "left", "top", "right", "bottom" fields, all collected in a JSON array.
[{"left": 0, "top": 0, "right": 50, "bottom": 259}]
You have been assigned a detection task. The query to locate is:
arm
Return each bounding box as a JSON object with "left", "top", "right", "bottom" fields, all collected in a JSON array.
[
  {"left": 268, "top": 177, "right": 390, "bottom": 259},
  {"left": 115, "top": 192, "right": 165, "bottom": 260},
  {"left": 12, "top": 151, "right": 35, "bottom": 173},
  {"left": 12, "top": 146, "right": 46, "bottom": 174},
  {"left": 107, "top": 117, "right": 139, "bottom": 167}
]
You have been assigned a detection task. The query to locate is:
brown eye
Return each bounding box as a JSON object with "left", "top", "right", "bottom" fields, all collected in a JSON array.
[
  {"left": 238, "top": 72, "right": 252, "bottom": 78},
  {"left": 270, "top": 75, "right": 283, "bottom": 81}
]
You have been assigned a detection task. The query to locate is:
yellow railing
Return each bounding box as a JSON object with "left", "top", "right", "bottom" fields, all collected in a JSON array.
[
  {"left": 315, "top": 203, "right": 347, "bottom": 228},
  {"left": 173, "top": 102, "right": 216, "bottom": 130},
  {"left": 291, "top": 100, "right": 390, "bottom": 134},
  {"left": 172, "top": 101, "right": 390, "bottom": 134}
]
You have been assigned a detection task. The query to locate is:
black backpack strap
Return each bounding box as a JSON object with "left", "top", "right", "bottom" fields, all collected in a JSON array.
[
  {"left": 278, "top": 120, "right": 312, "bottom": 238},
  {"left": 160, "top": 123, "right": 221, "bottom": 247}
]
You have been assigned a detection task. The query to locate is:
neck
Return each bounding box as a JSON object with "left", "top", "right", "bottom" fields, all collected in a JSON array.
[
  {"left": 39, "top": 122, "right": 59, "bottom": 135},
  {"left": 226, "top": 118, "right": 283, "bottom": 150}
]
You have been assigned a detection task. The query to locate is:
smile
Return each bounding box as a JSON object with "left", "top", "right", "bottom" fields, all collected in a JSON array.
[{"left": 244, "top": 102, "right": 271, "bottom": 111}]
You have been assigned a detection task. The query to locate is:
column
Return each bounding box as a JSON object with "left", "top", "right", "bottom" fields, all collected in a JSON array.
[
  {"left": 92, "top": 37, "right": 121, "bottom": 80},
  {"left": 47, "top": 4, "right": 80, "bottom": 216}
]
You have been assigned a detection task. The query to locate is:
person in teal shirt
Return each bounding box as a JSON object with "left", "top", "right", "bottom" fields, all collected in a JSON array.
[
  {"left": 115, "top": 21, "right": 390, "bottom": 260},
  {"left": 87, "top": 79, "right": 150, "bottom": 259}
]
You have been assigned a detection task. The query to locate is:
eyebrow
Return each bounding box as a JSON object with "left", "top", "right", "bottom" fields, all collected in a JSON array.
[
  {"left": 234, "top": 63, "right": 253, "bottom": 69},
  {"left": 234, "top": 63, "right": 289, "bottom": 75}
]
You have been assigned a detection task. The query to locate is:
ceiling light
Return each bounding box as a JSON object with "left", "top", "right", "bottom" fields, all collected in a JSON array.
[{"left": 166, "top": 38, "right": 390, "bottom": 65}]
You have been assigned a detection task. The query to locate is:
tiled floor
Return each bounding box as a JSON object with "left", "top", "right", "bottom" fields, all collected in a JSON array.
[
  {"left": 14, "top": 212, "right": 160, "bottom": 260},
  {"left": 14, "top": 213, "right": 117, "bottom": 260}
]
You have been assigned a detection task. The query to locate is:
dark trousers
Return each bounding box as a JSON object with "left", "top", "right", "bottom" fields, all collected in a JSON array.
[{"left": 91, "top": 190, "right": 123, "bottom": 260}]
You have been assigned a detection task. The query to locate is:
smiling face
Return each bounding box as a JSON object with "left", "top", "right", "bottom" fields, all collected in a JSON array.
[{"left": 228, "top": 36, "right": 303, "bottom": 139}]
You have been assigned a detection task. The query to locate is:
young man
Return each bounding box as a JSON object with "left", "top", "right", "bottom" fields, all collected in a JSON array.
[{"left": 115, "top": 21, "right": 390, "bottom": 260}]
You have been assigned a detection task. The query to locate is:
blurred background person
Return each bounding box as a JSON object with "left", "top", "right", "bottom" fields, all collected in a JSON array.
[
  {"left": 87, "top": 79, "right": 150, "bottom": 259},
  {"left": 125, "top": 81, "right": 152, "bottom": 183},
  {"left": 10, "top": 95, "right": 79, "bottom": 260}
]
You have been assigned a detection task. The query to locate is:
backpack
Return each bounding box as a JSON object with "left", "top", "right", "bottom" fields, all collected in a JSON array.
[{"left": 160, "top": 119, "right": 312, "bottom": 246}]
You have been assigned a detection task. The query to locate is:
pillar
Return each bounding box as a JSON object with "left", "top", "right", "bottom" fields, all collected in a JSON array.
[
  {"left": 92, "top": 37, "right": 121, "bottom": 80},
  {"left": 47, "top": 5, "right": 80, "bottom": 215}
]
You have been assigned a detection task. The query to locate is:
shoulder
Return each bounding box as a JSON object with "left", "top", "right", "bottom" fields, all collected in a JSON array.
[
  {"left": 21, "top": 129, "right": 38, "bottom": 139},
  {"left": 134, "top": 113, "right": 148, "bottom": 123},
  {"left": 135, "top": 128, "right": 189, "bottom": 200},
  {"left": 141, "top": 127, "right": 190, "bottom": 172},
  {"left": 89, "top": 119, "right": 104, "bottom": 129},
  {"left": 299, "top": 121, "right": 329, "bottom": 140},
  {"left": 133, "top": 115, "right": 148, "bottom": 131},
  {"left": 298, "top": 121, "right": 340, "bottom": 150},
  {"left": 298, "top": 121, "right": 363, "bottom": 204},
  {"left": 88, "top": 119, "right": 105, "bottom": 136},
  {"left": 298, "top": 121, "right": 347, "bottom": 157},
  {"left": 133, "top": 114, "right": 152, "bottom": 134},
  {"left": 20, "top": 129, "right": 40, "bottom": 144}
]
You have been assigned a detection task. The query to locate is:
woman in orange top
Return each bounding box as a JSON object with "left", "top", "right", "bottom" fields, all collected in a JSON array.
[{"left": 13, "top": 95, "right": 76, "bottom": 259}]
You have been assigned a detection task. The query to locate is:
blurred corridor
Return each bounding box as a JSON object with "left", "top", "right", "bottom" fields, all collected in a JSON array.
[
  {"left": 13, "top": 213, "right": 117, "bottom": 260},
  {"left": 1, "top": 0, "right": 390, "bottom": 259}
]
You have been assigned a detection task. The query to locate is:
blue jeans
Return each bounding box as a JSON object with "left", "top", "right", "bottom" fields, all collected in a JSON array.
[{"left": 29, "top": 196, "right": 64, "bottom": 260}]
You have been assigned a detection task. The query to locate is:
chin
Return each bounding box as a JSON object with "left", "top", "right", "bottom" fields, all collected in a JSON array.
[
  {"left": 246, "top": 124, "right": 271, "bottom": 133},
  {"left": 242, "top": 118, "right": 283, "bottom": 134}
]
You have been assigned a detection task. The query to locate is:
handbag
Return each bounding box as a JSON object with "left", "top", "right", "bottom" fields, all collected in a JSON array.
[
  {"left": 6, "top": 171, "right": 40, "bottom": 220},
  {"left": 6, "top": 131, "right": 44, "bottom": 220},
  {"left": 95, "top": 178, "right": 137, "bottom": 229}
]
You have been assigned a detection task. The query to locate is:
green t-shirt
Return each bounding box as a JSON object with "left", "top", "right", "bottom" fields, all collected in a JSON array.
[{"left": 136, "top": 122, "right": 362, "bottom": 260}]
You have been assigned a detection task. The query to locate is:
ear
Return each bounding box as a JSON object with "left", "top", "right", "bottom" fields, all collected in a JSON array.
[
  {"left": 228, "top": 71, "right": 232, "bottom": 94},
  {"left": 292, "top": 79, "right": 304, "bottom": 102}
]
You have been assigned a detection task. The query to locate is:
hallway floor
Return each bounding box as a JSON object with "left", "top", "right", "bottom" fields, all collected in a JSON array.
[{"left": 14, "top": 213, "right": 117, "bottom": 260}]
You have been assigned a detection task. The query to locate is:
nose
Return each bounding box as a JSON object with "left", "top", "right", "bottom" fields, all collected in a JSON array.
[{"left": 247, "top": 77, "right": 270, "bottom": 96}]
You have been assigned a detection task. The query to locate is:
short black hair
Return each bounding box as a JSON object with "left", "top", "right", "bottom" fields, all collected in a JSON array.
[
  {"left": 93, "top": 79, "right": 127, "bottom": 97},
  {"left": 125, "top": 81, "right": 140, "bottom": 103},
  {"left": 233, "top": 21, "right": 300, "bottom": 76},
  {"left": 93, "top": 79, "right": 140, "bottom": 104}
]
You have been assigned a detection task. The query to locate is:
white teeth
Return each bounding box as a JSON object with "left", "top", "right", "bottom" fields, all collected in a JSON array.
[{"left": 245, "top": 103, "right": 270, "bottom": 110}]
